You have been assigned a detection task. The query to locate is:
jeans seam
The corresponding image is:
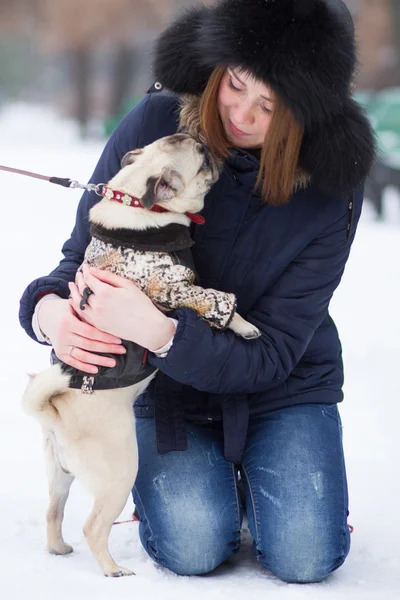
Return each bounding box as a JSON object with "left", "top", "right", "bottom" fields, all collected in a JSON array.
[
  {"left": 337, "top": 411, "right": 351, "bottom": 566},
  {"left": 231, "top": 463, "right": 242, "bottom": 548},
  {"left": 319, "top": 405, "right": 350, "bottom": 571},
  {"left": 132, "top": 484, "right": 160, "bottom": 561},
  {"left": 240, "top": 463, "right": 261, "bottom": 549}
]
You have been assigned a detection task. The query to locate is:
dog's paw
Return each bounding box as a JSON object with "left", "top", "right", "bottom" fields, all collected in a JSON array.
[
  {"left": 241, "top": 327, "right": 262, "bottom": 340},
  {"left": 48, "top": 543, "right": 74, "bottom": 555},
  {"left": 105, "top": 566, "right": 135, "bottom": 577},
  {"left": 228, "top": 313, "right": 261, "bottom": 339}
]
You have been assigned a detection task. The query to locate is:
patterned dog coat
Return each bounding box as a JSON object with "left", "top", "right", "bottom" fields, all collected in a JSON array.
[{"left": 52, "top": 222, "right": 237, "bottom": 391}]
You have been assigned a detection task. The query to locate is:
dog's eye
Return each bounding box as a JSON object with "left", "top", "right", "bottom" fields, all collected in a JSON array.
[
  {"left": 202, "top": 154, "right": 210, "bottom": 169},
  {"left": 197, "top": 152, "right": 212, "bottom": 175}
]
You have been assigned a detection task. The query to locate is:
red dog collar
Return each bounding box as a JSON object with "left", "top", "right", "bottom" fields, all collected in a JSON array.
[{"left": 102, "top": 186, "right": 205, "bottom": 225}]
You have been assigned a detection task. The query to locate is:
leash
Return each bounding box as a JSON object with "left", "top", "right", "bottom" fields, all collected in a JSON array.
[
  {"left": 0, "top": 163, "right": 104, "bottom": 195},
  {"left": 0, "top": 163, "right": 205, "bottom": 224},
  {"left": 113, "top": 512, "right": 140, "bottom": 526}
]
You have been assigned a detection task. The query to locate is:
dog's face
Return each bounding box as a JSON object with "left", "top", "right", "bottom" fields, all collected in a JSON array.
[{"left": 107, "top": 134, "right": 219, "bottom": 216}]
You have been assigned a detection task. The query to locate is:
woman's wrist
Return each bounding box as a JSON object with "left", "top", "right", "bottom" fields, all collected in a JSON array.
[
  {"left": 147, "top": 316, "right": 178, "bottom": 353},
  {"left": 34, "top": 295, "right": 63, "bottom": 342}
]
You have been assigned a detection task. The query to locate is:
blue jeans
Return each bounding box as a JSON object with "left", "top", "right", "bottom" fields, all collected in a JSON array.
[{"left": 132, "top": 403, "right": 351, "bottom": 582}]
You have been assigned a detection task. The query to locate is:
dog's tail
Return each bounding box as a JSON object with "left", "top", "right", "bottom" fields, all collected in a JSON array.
[{"left": 22, "top": 363, "right": 71, "bottom": 426}]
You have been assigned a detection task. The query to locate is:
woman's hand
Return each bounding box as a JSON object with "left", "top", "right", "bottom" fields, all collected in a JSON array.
[
  {"left": 37, "top": 297, "right": 127, "bottom": 374},
  {"left": 69, "top": 264, "right": 176, "bottom": 351}
]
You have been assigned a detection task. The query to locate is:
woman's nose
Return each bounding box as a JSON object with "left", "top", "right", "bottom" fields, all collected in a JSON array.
[{"left": 232, "top": 103, "right": 255, "bottom": 125}]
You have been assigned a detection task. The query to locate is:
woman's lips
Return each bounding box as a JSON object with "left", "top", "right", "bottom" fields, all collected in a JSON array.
[{"left": 228, "top": 119, "right": 251, "bottom": 137}]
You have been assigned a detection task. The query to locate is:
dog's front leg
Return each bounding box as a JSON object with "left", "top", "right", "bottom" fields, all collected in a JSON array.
[{"left": 146, "top": 266, "right": 261, "bottom": 338}]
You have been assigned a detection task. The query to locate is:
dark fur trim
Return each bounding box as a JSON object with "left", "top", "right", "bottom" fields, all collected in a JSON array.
[
  {"left": 300, "top": 98, "right": 377, "bottom": 192},
  {"left": 153, "top": 1, "right": 375, "bottom": 190},
  {"left": 154, "top": 6, "right": 212, "bottom": 96}
]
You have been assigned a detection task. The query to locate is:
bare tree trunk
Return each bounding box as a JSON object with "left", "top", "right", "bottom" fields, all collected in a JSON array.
[
  {"left": 70, "top": 45, "right": 91, "bottom": 138},
  {"left": 109, "top": 43, "right": 137, "bottom": 118}
]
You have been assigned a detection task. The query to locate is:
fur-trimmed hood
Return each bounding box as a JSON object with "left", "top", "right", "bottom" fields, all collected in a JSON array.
[{"left": 153, "top": 0, "right": 376, "bottom": 193}]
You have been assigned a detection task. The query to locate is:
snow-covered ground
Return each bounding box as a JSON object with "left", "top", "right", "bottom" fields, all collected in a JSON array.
[{"left": 0, "top": 103, "right": 399, "bottom": 599}]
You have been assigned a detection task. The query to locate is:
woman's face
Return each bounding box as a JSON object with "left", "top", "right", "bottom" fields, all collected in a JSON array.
[{"left": 217, "top": 67, "right": 274, "bottom": 149}]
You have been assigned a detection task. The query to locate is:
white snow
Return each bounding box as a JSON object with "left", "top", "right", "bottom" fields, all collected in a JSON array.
[{"left": 0, "top": 103, "right": 399, "bottom": 599}]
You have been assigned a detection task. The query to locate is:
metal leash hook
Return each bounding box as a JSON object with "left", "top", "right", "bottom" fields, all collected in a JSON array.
[{"left": 69, "top": 180, "right": 105, "bottom": 196}]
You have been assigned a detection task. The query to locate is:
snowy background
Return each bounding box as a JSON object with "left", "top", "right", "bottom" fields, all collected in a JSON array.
[{"left": 0, "top": 104, "right": 399, "bottom": 600}]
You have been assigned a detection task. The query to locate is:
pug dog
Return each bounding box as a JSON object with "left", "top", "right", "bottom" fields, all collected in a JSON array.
[{"left": 22, "top": 133, "right": 260, "bottom": 577}]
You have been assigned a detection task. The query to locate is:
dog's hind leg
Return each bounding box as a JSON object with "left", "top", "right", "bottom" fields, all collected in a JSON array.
[
  {"left": 83, "top": 482, "right": 135, "bottom": 577},
  {"left": 44, "top": 432, "right": 75, "bottom": 555}
]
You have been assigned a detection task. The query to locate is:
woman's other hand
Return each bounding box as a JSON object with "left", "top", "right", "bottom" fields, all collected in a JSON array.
[
  {"left": 70, "top": 264, "right": 176, "bottom": 352},
  {"left": 37, "top": 297, "right": 126, "bottom": 374}
]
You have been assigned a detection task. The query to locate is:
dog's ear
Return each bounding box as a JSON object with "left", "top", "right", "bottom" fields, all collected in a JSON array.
[
  {"left": 141, "top": 168, "right": 184, "bottom": 208},
  {"left": 121, "top": 149, "right": 144, "bottom": 169}
]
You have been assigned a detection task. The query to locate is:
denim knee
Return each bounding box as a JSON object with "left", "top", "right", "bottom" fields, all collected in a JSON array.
[
  {"left": 138, "top": 505, "right": 240, "bottom": 575},
  {"left": 133, "top": 418, "right": 242, "bottom": 575},
  {"left": 257, "top": 525, "right": 351, "bottom": 583}
]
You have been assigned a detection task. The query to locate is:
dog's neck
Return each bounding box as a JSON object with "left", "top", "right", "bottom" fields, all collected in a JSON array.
[{"left": 89, "top": 198, "right": 192, "bottom": 231}]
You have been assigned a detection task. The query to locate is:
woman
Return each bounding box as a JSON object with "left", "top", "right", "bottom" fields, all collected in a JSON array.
[{"left": 19, "top": 0, "right": 375, "bottom": 583}]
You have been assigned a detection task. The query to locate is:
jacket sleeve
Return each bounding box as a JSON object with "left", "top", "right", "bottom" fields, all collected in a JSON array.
[
  {"left": 149, "top": 192, "right": 361, "bottom": 393},
  {"left": 19, "top": 95, "right": 152, "bottom": 343}
]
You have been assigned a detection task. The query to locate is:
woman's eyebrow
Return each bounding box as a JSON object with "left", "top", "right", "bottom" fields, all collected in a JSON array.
[{"left": 229, "top": 68, "right": 273, "bottom": 103}]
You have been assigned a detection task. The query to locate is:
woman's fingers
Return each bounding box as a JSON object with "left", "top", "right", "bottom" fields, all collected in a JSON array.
[
  {"left": 69, "top": 281, "right": 93, "bottom": 315},
  {"left": 82, "top": 264, "right": 133, "bottom": 290},
  {"left": 73, "top": 318, "right": 124, "bottom": 345},
  {"left": 58, "top": 354, "right": 99, "bottom": 375},
  {"left": 52, "top": 290, "right": 127, "bottom": 373},
  {"left": 56, "top": 341, "right": 125, "bottom": 375},
  {"left": 69, "top": 333, "right": 126, "bottom": 357},
  {"left": 67, "top": 304, "right": 123, "bottom": 344},
  {"left": 58, "top": 352, "right": 114, "bottom": 375},
  {"left": 75, "top": 270, "right": 88, "bottom": 297},
  {"left": 66, "top": 305, "right": 127, "bottom": 366},
  {"left": 60, "top": 346, "right": 118, "bottom": 370},
  {"left": 75, "top": 265, "right": 105, "bottom": 297},
  {"left": 56, "top": 334, "right": 127, "bottom": 374}
]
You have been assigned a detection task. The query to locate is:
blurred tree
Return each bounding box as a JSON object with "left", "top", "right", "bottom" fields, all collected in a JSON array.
[
  {"left": 33, "top": 0, "right": 170, "bottom": 137},
  {"left": 0, "top": 1, "right": 211, "bottom": 134},
  {"left": 0, "top": 1, "right": 36, "bottom": 27},
  {"left": 0, "top": 1, "right": 43, "bottom": 99},
  {"left": 36, "top": 0, "right": 165, "bottom": 50},
  {"left": 390, "top": 0, "right": 400, "bottom": 77}
]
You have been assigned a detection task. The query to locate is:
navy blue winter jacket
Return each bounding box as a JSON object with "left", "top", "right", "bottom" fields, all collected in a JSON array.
[{"left": 19, "top": 92, "right": 363, "bottom": 462}]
